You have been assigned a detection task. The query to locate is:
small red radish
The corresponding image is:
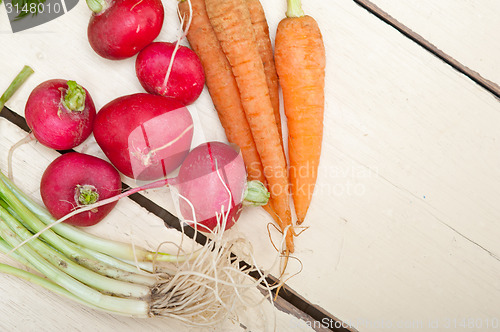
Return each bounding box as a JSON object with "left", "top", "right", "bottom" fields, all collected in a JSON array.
[
  {"left": 25, "top": 79, "right": 96, "bottom": 150},
  {"left": 52, "top": 142, "right": 269, "bottom": 232},
  {"left": 93, "top": 93, "right": 194, "bottom": 181},
  {"left": 86, "top": 0, "right": 164, "bottom": 60},
  {"left": 40, "top": 152, "right": 122, "bottom": 227},
  {"left": 135, "top": 42, "right": 205, "bottom": 105}
]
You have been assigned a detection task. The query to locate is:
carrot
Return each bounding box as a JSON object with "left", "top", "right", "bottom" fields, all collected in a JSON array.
[
  {"left": 177, "top": 0, "right": 265, "bottom": 183},
  {"left": 204, "top": 0, "right": 294, "bottom": 253},
  {"left": 245, "top": 0, "right": 282, "bottom": 143},
  {"left": 275, "top": 0, "right": 325, "bottom": 224}
]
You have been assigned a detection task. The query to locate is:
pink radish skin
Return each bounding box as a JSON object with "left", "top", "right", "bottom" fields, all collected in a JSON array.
[
  {"left": 87, "top": 0, "right": 164, "bottom": 60},
  {"left": 135, "top": 42, "right": 205, "bottom": 105},
  {"left": 176, "top": 142, "right": 247, "bottom": 231},
  {"left": 40, "top": 152, "right": 122, "bottom": 227},
  {"left": 25, "top": 79, "right": 96, "bottom": 150},
  {"left": 93, "top": 93, "right": 194, "bottom": 181}
]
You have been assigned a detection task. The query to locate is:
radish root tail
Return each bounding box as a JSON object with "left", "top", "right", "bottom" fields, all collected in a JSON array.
[{"left": 8, "top": 132, "right": 35, "bottom": 182}]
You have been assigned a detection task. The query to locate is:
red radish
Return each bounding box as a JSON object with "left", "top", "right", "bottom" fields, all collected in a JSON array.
[
  {"left": 135, "top": 42, "right": 205, "bottom": 105},
  {"left": 51, "top": 142, "right": 269, "bottom": 232},
  {"left": 40, "top": 152, "right": 122, "bottom": 227},
  {"left": 86, "top": 0, "right": 164, "bottom": 60},
  {"left": 93, "top": 93, "right": 194, "bottom": 181},
  {"left": 25, "top": 79, "right": 96, "bottom": 150},
  {"left": 175, "top": 141, "right": 266, "bottom": 231}
]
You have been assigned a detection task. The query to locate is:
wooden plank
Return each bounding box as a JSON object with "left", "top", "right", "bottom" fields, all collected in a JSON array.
[{"left": 356, "top": 0, "right": 500, "bottom": 95}]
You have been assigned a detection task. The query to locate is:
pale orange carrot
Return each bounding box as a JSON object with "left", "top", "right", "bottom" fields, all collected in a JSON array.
[
  {"left": 205, "top": 0, "right": 294, "bottom": 253},
  {"left": 245, "top": 0, "right": 282, "bottom": 143},
  {"left": 178, "top": 0, "right": 265, "bottom": 184},
  {"left": 275, "top": 0, "right": 325, "bottom": 224}
]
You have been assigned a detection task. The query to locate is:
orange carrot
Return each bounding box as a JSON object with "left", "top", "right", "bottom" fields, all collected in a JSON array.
[
  {"left": 245, "top": 0, "right": 282, "bottom": 143},
  {"left": 275, "top": 0, "right": 325, "bottom": 224},
  {"left": 177, "top": 0, "right": 265, "bottom": 183},
  {"left": 204, "top": 0, "right": 294, "bottom": 253}
]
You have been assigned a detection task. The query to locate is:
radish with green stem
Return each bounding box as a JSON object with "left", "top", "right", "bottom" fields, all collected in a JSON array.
[
  {"left": 8, "top": 79, "right": 96, "bottom": 180},
  {"left": 176, "top": 141, "right": 269, "bottom": 231},
  {"left": 24, "top": 79, "right": 96, "bottom": 149},
  {"left": 40, "top": 152, "right": 122, "bottom": 227},
  {"left": 86, "top": 0, "right": 164, "bottom": 60}
]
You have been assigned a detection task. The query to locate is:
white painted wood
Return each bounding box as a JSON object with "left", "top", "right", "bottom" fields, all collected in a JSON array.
[
  {"left": 368, "top": 0, "right": 500, "bottom": 85},
  {"left": 1, "top": 0, "right": 500, "bottom": 331}
]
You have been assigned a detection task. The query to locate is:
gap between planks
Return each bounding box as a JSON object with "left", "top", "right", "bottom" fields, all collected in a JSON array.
[
  {"left": 353, "top": 0, "right": 500, "bottom": 100},
  {"left": 0, "top": 107, "right": 354, "bottom": 332}
]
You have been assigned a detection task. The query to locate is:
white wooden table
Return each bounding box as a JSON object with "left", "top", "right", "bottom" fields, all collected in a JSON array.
[{"left": 1, "top": 0, "right": 499, "bottom": 331}]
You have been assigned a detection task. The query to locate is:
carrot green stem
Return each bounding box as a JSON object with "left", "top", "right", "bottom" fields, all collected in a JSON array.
[
  {"left": 286, "top": 0, "right": 305, "bottom": 18},
  {"left": 0, "top": 66, "right": 34, "bottom": 111}
]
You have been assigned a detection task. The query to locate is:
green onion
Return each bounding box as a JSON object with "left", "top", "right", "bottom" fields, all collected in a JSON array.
[
  {"left": 0, "top": 213, "right": 150, "bottom": 316},
  {"left": 0, "top": 262, "right": 141, "bottom": 317}
]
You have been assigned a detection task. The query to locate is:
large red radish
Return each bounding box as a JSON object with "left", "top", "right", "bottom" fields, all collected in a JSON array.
[
  {"left": 86, "top": 0, "right": 164, "bottom": 60},
  {"left": 135, "top": 42, "right": 205, "bottom": 105},
  {"left": 93, "top": 93, "right": 194, "bottom": 181},
  {"left": 40, "top": 152, "right": 122, "bottom": 227}
]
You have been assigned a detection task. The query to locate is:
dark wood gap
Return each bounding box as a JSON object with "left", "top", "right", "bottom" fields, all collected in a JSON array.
[
  {"left": 353, "top": 0, "right": 500, "bottom": 100},
  {"left": 0, "top": 106, "right": 354, "bottom": 331}
]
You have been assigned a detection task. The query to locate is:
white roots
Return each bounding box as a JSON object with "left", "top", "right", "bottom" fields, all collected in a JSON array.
[
  {"left": 148, "top": 158, "right": 278, "bottom": 327},
  {"left": 149, "top": 229, "right": 270, "bottom": 326}
]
